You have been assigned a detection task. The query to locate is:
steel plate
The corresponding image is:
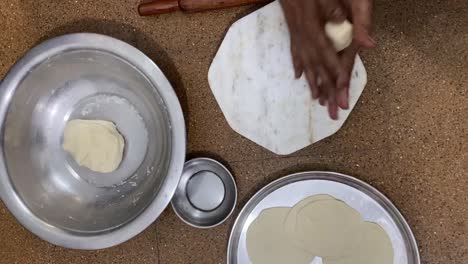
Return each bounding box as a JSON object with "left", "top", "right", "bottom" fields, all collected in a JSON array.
[{"left": 227, "top": 171, "right": 420, "bottom": 264}]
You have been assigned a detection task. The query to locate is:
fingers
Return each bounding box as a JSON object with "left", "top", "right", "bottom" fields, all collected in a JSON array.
[
  {"left": 328, "top": 94, "right": 339, "bottom": 120},
  {"left": 281, "top": 0, "right": 302, "bottom": 78},
  {"left": 319, "top": 96, "right": 327, "bottom": 106},
  {"left": 317, "top": 76, "right": 327, "bottom": 106},
  {"left": 318, "top": 67, "right": 339, "bottom": 120},
  {"left": 303, "top": 32, "right": 342, "bottom": 107},
  {"left": 305, "top": 69, "right": 320, "bottom": 99},
  {"left": 336, "top": 41, "right": 360, "bottom": 109},
  {"left": 316, "top": 34, "right": 345, "bottom": 116},
  {"left": 291, "top": 38, "right": 304, "bottom": 78},
  {"left": 299, "top": 1, "right": 328, "bottom": 99},
  {"left": 302, "top": 0, "right": 344, "bottom": 120},
  {"left": 336, "top": 86, "right": 349, "bottom": 110},
  {"left": 318, "top": 0, "right": 347, "bottom": 22},
  {"left": 315, "top": 33, "right": 343, "bottom": 79},
  {"left": 338, "top": 42, "right": 360, "bottom": 87},
  {"left": 300, "top": 2, "right": 344, "bottom": 76},
  {"left": 350, "top": 0, "right": 376, "bottom": 48},
  {"left": 281, "top": 0, "right": 359, "bottom": 120},
  {"left": 351, "top": 0, "right": 372, "bottom": 31},
  {"left": 300, "top": 46, "right": 321, "bottom": 99}
]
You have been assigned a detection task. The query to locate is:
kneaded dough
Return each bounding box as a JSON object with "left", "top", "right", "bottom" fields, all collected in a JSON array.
[
  {"left": 325, "top": 20, "right": 353, "bottom": 52},
  {"left": 62, "top": 119, "right": 125, "bottom": 173},
  {"left": 246, "top": 208, "right": 314, "bottom": 264}
]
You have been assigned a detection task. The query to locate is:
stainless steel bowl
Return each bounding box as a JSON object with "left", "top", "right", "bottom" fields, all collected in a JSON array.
[
  {"left": 172, "top": 158, "right": 237, "bottom": 228},
  {"left": 0, "top": 33, "right": 186, "bottom": 249}
]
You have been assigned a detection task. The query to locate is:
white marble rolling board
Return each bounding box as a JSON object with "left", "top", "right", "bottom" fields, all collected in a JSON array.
[{"left": 208, "top": 1, "right": 367, "bottom": 155}]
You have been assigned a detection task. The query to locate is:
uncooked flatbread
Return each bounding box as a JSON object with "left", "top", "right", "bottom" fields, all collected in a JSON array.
[
  {"left": 246, "top": 195, "right": 394, "bottom": 264},
  {"left": 284, "top": 194, "right": 335, "bottom": 236},
  {"left": 62, "top": 119, "right": 125, "bottom": 173},
  {"left": 325, "top": 222, "right": 394, "bottom": 264},
  {"left": 356, "top": 222, "right": 394, "bottom": 264},
  {"left": 359, "top": 222, "right": 394, "bottom": 264},
  {"left": 291, "top": 199, "right": 364, "bottom": 258},
  {"left": 246, "top": 208, "right": 314, "bottom": 264}
]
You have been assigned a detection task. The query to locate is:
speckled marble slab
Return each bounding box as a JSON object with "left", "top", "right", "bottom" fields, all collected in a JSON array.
[{"left": 208, "top": 1, "right": 367, "bottom": 155}]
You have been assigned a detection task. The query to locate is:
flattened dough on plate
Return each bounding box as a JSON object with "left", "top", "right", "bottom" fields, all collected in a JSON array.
[
  {"left": 357, "top": 222, "right": 394, "bottom": 264},
  {"left": 323, "top": 222, "right": 394, "bottom": 264},
  {"left": 291, "top": 199, "right": 364, "bottom": 258},
  {"left": 246, "top": 208, "right": 314, "bottom": 264},
  {"left": 284, "top": 194, "right": 335, "bottom": 236}
]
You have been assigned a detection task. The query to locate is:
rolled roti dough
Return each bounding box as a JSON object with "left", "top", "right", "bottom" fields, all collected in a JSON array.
[
  {"left": 292, "top": 199, "right": 364, "bottom": 258},
  {"left": 325, "top": 222, "right": 394, "bottom": 264},
  {"left": 324, "top": 222, "right": 394, "bottom": 264},
  {"left": 246, "top": 195, "right": 394, "bottom": 264},
  {"left": 284, "top": 194, "right": 335, "bottom": 236},
  {"left": 62, "top": 119, "right": 125, "bottom": 173},
  {"left": 246, "top": 208, "right": 314, "bottom": 264},
  {"left": 356, "top": 222, "right": 394, "bottom": 264}
]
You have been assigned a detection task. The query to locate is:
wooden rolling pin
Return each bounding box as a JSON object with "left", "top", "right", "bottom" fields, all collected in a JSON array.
[{"left": 138, "top": 0, "right": 272, "bottom": 16}]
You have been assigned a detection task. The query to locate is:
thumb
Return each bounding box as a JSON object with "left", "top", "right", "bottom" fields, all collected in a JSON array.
[{"left": 350, "top": 0, "right": 376, "bottom": 48}]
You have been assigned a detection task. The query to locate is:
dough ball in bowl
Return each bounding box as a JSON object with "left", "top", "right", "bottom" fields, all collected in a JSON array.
[{"left": 63, "top": 119, "right": 125, "bottom": 174}]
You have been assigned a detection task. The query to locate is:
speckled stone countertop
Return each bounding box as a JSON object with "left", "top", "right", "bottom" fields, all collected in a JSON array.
[{"left": 0, "top": 0, "right": 466, "bottom": 263}]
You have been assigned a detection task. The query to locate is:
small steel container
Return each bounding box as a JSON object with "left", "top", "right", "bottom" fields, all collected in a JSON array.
[{"left": 172, "top": 158, "right": 237, "bottom": 228}]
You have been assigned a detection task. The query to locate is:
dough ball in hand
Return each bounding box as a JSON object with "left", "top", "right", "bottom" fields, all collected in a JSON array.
[
  {"left": 62, "top": 119, "right": 125, "bottom": 173},
  {"left": 325, "top": 20, "right": 353, "bottom": 52}
]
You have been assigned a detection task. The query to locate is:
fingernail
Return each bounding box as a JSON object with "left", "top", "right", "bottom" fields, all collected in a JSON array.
[
  {"left": 319, "top": 98, "right": 326, "bottom": 106},
  {"left": 343, "top": 101, "right": 349, "bottom": 110},
  {"left": 333, "top": 110, "right": 339, "bottom": 120},
  {"left": 330, "top": 110, "right": 338, "bottom": 120},
  {"left": 340, "top": 96, "right": 349, "bottom": 110},
  {"left": 328, "top": 103, "right": 338, "bottom": 120},
  {"left": 294, "top": 67, "right": 303, "bottom": 79}
]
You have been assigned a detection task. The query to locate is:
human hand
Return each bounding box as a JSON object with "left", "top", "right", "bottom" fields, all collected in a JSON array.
[{"left": 280, "top": 0, "right": 375, "bottom": 120}]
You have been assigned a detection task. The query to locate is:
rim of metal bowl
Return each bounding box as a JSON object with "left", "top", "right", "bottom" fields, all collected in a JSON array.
[{"left": 0, "top": 33, "right": 186, "bottom": 250}]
